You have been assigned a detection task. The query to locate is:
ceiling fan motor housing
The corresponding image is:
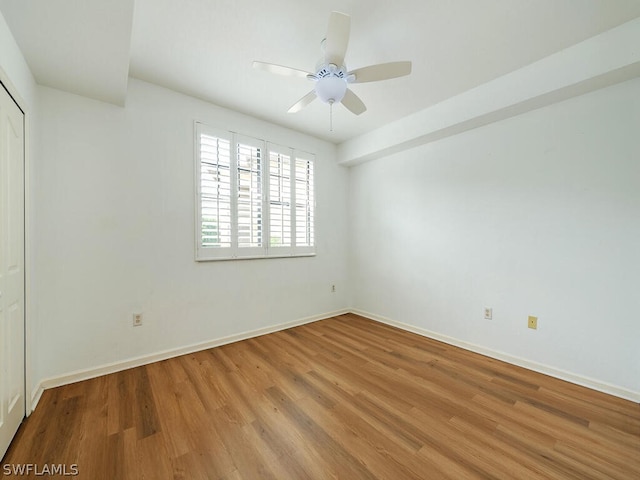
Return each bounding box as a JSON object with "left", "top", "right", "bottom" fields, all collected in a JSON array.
[{"left": 313, "top": 63, "right": 348, "bottom": 104}]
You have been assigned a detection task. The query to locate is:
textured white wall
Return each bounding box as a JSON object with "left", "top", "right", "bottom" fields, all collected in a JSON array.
[
  {"left": 349, "top": 78, "right": 640, "bottom": 395},
  {"left": 35, "top": 79, "right": 350, "bottom": 382}
]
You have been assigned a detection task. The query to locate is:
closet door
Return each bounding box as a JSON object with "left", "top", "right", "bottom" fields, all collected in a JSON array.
[{"left": 0, "top": 81, "right": 25, "bottom": 459}]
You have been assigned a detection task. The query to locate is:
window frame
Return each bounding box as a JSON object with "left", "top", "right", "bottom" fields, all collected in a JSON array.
[{"left": 195, "top": 122, "right": 316, "bottom": 261}]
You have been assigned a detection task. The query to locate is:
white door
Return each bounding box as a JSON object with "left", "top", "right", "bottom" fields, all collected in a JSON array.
[{"left": 0, "top": 82, "right": 25, "bottom": 459}]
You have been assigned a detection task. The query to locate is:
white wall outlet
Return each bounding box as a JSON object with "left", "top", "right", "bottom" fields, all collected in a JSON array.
[
  {"left": 484, "top": 307, "right": 493, "bottom": 320},
  {"left": 133, "top": 313, "right": 143, "bottom": 327}
]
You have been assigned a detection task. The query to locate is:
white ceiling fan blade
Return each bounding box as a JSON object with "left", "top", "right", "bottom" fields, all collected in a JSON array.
[
  {"left": 253, "top": 61, "right": 312, "bottom": 78},
  {"left": 349, "top": 61, "right": 412, "bottom": 83},
  {"left": 341, "top": 89, "right": 366, "bottom": 115},
  {"left": 288, "top": 90, "right": 317, "bottom": 113},
  {"left": 324, "top": 12, "right": 350, "bottom": 66}
]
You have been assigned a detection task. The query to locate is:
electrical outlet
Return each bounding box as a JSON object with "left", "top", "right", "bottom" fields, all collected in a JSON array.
[
  {"left": 484, "top": 307, "right": 493, "bottom": 320},
  {"left": 528, "top": 315, "right": 537, "bottom": 330},
  {"left": 331, "top": 284, "right": 336, "bottom": 293},
  {"left": 133, "top": 313, "right": 143, "bottom": 327}
]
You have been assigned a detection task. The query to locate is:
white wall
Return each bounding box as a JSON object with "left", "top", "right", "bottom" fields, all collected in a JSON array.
[
  {"left": 349, "top": 78, "right": 640, "bottom": 396},
  {"left": 35, "top": 78, "right": 349, "bottom": 383}
]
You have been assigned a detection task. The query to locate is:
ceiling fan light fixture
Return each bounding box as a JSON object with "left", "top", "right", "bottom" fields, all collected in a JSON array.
[{"left": 314, "top": 76, "right": 347, "bottom": 104}]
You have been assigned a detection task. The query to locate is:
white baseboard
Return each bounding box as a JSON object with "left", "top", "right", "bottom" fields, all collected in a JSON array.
[
  {"left": 351, "top": 309, "right": 640, "bottom": 403},
  {"left": 30, "top": 309, "right": 349, "bottom": 411},
  {"left": 29, "top": 306, "right": 638, "bottom": 411},
  {"left": 29, "top": 383, "right": 44, "bottom": 414}
]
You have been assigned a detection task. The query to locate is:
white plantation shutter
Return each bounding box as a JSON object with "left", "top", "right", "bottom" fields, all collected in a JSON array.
[
  {"left": 268, "top": 147, "right": 292, "bottom": 249},
  {"left": 196, "top": 122, "right": 315, "bottom": 261},
  {"left": 294, "top": 154, "right": 315, "bottom": 250},
  {"left": 236, "top": 136, "right": 264, "bottom": 255},
  {"left": 198, "top": 127, "right": 232, "bottom": 253}
]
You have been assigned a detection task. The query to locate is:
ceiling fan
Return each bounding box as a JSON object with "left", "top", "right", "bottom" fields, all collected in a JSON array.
[{"left": 253, "top": 11, "right": 412, "bottom": 117}]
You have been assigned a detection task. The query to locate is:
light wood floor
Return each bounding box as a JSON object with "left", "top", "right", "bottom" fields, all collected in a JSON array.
[{"left": 2, "top": 314, "right": 639, "bottom": 479}]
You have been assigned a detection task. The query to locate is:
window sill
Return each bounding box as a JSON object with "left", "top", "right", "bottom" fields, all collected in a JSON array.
[{"left": 195, "top": 252, "right": 316, "bottom": 262}]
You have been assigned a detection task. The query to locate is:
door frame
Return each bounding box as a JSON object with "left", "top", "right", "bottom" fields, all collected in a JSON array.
[{"left": 0, "top": 65, "right": 32, "bottom": 417}]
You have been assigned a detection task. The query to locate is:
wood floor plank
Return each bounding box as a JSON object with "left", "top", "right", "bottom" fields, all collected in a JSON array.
[{"left": 2, "top": 315, "right": 639, "bottom": 479}]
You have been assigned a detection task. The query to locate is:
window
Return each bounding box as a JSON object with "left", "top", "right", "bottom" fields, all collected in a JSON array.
[{"left": 196, "top": 123, "right": 315, "bottom": 260}]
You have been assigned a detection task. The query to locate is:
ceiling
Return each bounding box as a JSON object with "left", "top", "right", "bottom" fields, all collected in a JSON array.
[{"left": 2, "top": 0, "right": 640, "bottom": 143}]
